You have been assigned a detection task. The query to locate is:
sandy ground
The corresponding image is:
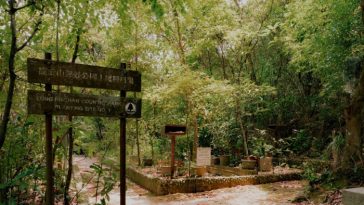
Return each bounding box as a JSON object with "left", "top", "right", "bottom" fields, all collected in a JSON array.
[
  {"left": 124, "top": 180, "right": 307, "bottom": 205},
  {"left": 72, "top": 155, "right": 308, "bottom": 205}
]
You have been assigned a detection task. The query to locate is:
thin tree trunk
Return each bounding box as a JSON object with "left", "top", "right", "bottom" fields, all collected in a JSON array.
[
  {"left": 247, "top": 53, "right": 257, "bottom": 83},
  {"left": 56, "top": 0, "right": 60, "bottom": 62},
  {"left": 64, "top": 35, "right": 80, "bottom": 205},
  {"left": 136, "top": 119, "right": 141, "bottom": 166},
  {"left": 236, "top": 100, "right": 249, "bottom": 156},
  {"left": 133, "top": 13, "right": 141, "bottom": 166},
  {"left": 207, "top": 50, "right": 213, "bottom": 75},
  {"left": 150, "top": 134, "right": 155, "bottom": 162},
  {"left": 64, "top": 5, "right": 84, "bottom": 203},
  {"left": 193, "top": 115, "right": 198, "bottom": 162},
  {"left": 151, "top": 102, "right": 157, "bottom": 161},
  {"left": 220, "top": 44, "right": 227, "bottom": 80},
  {"left": 172, "top": 7, "right": 186, "bottom": 65},
  {"left": 0, "top": 1, "right": 17, "bottom": 150}
]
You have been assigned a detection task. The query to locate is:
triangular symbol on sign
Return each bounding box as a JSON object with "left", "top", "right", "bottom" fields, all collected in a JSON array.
[{"left": 128, "top": 103, "right": 134, "bottom": 112}]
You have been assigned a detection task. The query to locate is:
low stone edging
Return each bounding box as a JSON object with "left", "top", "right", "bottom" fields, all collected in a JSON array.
[
  {"left": 274, "top": 158, "right": 331, "bottom": 172},
  {"left": 126, "top": 167, "right": 303, "bottom": 195},
  {"left": 207, "top": 165, "right": 258, "bottom": 176}
]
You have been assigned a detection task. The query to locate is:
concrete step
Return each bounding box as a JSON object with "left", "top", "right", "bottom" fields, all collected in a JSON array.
[{"left": 342, "top": 187, "right": 364, "bottom": 205}]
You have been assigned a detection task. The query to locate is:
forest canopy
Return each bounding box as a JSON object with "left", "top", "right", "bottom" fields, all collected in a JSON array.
[{"left": 1, "top": 0, "right": 364, "bottom": 203}]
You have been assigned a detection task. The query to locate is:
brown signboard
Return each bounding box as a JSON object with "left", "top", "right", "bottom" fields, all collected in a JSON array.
[
  {"left": 27, "top": 58, "right": 141, "bottom": 91},
  {"left": 164, "top": 125, "right": 187, "bottom": 135},
  {"left": 28, "top": 90, "right": 141, "bottom": 118}
]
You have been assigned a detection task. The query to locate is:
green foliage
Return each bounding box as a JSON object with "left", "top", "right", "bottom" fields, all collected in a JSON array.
[
  {"left": 90, "top": 162, "right": 117, "bottom": 203},
  {"left": 0, "top": 116, "right": 44, "bottom": 202},
  {"left": 283, "top": 0, "right": 363, "bottom": 95},
  {"left": 1, "top": 0, "right": 364, "bottom": 202},
  {"left": 302, "top": 162, "right": 322, "bottom": 186},
  {"left": 0, "top": 164, "right": 41, "bottom": 190},
  {"left": 288, "top": 130, "right": 312, "bottom": 155},
  {"left": 175, "top": 136, "right": 192, "bottom": 160},
  {"left": 143, "top": 0, "right": 164, "bottom": 18},
  {"left": 251, "top": 136, "right": 274, "bottom": 157},
  {"left": 327, "top": 132, "right": 345, "bottom": 155},
  {"left": 198, "top": 127, "right": 212, "bottom": 147}
]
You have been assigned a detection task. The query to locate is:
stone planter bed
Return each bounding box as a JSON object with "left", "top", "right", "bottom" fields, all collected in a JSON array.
[{"left": 126, "top": 166, "right": 303, "bottom": 195}]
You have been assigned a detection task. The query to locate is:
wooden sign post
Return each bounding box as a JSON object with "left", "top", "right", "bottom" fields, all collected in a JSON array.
[
  {"left": 44, "top": 53, "right": 54, "bottom": 205},
  {"left": 120, "top": 63, "right": 127, "bottom": 205},
  {"left": 164, "top": 125, "right": 187, "bottom": 179},
  {"left": 27, "top": 55, "right": 141, "bottom": 205}
]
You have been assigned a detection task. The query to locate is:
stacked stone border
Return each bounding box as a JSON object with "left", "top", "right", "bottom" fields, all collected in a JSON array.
[{"left": 126, "top": 167, "right": 303, "bottom": 195}]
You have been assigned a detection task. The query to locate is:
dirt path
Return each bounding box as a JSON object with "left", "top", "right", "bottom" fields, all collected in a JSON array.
[{"left": 72, "top": 155, "right": 307, "bottom": 205}]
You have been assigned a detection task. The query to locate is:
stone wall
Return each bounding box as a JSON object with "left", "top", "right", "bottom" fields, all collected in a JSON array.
[
  {"left": 207, "top": 165, "right": 257, "bottom": 176},
  {"left": 274, "top": 158, "right": 330, "bottom": 171},
  {"left": 126, "top": 167, "right": 302, "bottom": 196}
]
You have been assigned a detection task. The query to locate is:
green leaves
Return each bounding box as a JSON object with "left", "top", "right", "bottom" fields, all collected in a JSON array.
[
  {"left": 0, "top": 165, "right": 41, "bottom": 190},
  {"left": 143, "top": 0, "right": 164, "bottom": 19},
  {"left": 283, "top": 0, "right": 362, "bottom": 95}
]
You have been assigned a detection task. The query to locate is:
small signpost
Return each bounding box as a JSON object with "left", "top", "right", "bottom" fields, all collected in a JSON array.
[
  {"left": 164, "top": 125, "right": 187, "bottom": 179},
  {"left": 27, "top": 54, "right": 141, "bottom": 205}
]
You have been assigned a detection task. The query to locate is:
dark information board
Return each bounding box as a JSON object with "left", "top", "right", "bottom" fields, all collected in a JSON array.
[
  {"left": 28, "top": 90, "right": 141, "bottom": 118},
  {"left": 27, "top": 58, "right": 141, "bottom": 91},
  {"left": 164, "top": 125, "right": 187, "bottom": 135}
]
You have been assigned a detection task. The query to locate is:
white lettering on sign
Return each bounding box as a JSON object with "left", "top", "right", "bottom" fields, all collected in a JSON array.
[{"left": 37, "top": 67, "right": 135, "bottom": 85}]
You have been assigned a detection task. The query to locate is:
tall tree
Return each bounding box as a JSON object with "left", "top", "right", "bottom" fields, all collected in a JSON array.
[
  {"left": 283, "top": 0, "right": 364, "bottom": 170},
  {"left": 0, "top": 0, "right": 44, "bottom": 149}
]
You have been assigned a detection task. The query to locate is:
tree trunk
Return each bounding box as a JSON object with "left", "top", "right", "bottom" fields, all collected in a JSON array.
[
  {"left": 193, "top": 115, "right": 198, "bottom": 162},
  {"left": 133, "top": 18, "right": 141, "bottom": 166},
  {"left": 0, "top": 1, "right": 17, "bottom": 150},
  {"left": 136, "top": 119, "right": 141, "bottom": 166},
  {"left": 219, "top": 44, "right": 228, "bottom": 80},
  {"left": 172, "top": 7, "right": 186, "bottom": 65},
  {"left": 341, "top": 67, "right": 364, "bottom": 170},
  {"left": 151, "top": 103, "right": 157, "bottom": 162},
  {"left": 236, "top": 100, "right": 249, "bottom": 156},
  {"left": 63, "top": 123, "right": 73, "bottom": 205},
  {"left": 0, "top": 1, "right": 42, "bottom": 200},
  {"left": 64, "top": 36, "right": 80, "bottom": 205},
  {"left": 246, "top": 53, "right": 257, "bottom": 83},
  {"left": 64, "top": 6, "right": 84, "bottom": 201},
  {"left": 342, "top": 109, "right": 362, "bottom": 169},
  {"left": 0, "top": 0, "right": 43, "bottom": 148},
  {"left": 340, "top": 0, "right": 364, "bottom": 171}
]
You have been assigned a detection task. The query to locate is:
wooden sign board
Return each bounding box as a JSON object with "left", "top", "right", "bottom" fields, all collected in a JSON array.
[
  {"left": 196, "top": 147, "right": 211, "bottom": 166},
  {"left": 28, "top": 90, "right": 141, "bottom": 118},
  {"left": 27, "top": 58, "right": 141, "bottom": 91},
  {"left": 164, "top": 125, "right": 187, "bottom": 135}
]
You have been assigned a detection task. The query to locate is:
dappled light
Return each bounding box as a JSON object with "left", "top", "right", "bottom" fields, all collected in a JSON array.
[{"left": 1, "top": 0, "right": 364, "bottom": 204}]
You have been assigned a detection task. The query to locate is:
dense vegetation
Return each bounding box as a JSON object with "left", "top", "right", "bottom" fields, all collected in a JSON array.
[{"left": 1, "top": 0, "right": 364, "bottom": 203}]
